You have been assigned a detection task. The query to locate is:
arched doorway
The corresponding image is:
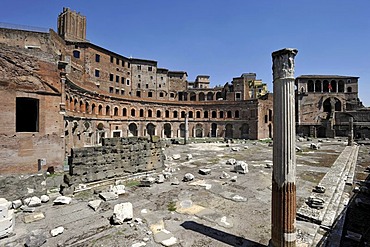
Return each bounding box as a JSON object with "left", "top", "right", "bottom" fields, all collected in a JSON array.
[
  {"left": 179, "top": 123, "right": 185, "bottom": 137},
  {"left": 240, "top": 123, "right": 250, "bottom": 139},
  {"left": 195, "top": 124, "right": 203, "bottom": 137},
  {"left": 146, "top": 123, "right": 155, "bottom": 136},
  {"left": 211, "top": 123, "right": 217, "bottom": 137},
  {"left": 225, "top": 124, "right": 233, "bottom": 139},
  {"left": 128, "top": 123, "right": 138, "bottom": 137},
  {"left": 164, "top": 123, "right": 171, "bottom": 138}
]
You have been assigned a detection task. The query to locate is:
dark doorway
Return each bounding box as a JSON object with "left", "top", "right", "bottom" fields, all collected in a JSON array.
[{"left": 16, "top": 97, "right": 39, "bottom": 132}]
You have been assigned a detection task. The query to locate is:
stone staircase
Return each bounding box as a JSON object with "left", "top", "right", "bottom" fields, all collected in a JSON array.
[{"left": 297, "top": 145, "right": 359, "bottom": 245}]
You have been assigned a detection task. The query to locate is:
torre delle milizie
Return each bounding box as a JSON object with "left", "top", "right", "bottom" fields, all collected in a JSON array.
[{"left": 0, "top": 8, "right": 367, "bottom": 174}]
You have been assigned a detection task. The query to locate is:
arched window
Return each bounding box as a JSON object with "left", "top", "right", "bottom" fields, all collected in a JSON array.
[
  {"left": 190, "top": 92, "right": 196, "bottom": 101},
  {"left": 74, "top": 99, "right": 78, "bottom": 111},
  {"left": 338, "top": 80, "right": 345, "bottom": 92},
  {"left": 188, "top": 111, "right": 193, "bottom": 118},
  {"left": 173, "top": 111, "right": 178, "bottom": 118},
  {"left": 307, "top": 80, "right": 314, "bottom": 92},
  {"left": 331, "top": 80, "right": 337, "bottom": 92},
  {"left": 323, "top": 80, "right": 329, "bottom": 92},
  {"left": 85, "top": 102, "right": 90, "bottom": 114},
  {"left": 207, "top": 92, "right": 214, "bottom": 101},
  {"left": 204, "top": 111, "right": 209, "bottom": 118},
  {"left": 131, "top": 109, "right": 136, "bottom": 117},
  {"left": 199, "top": 92, "right": 205, "bottom": 101},
  {"left": 91, "top": 104, "right": 96, "bottom": 114},
  {"left": 219, "top": 111, "right": 224, "bottom": 118},
  {"left": 106, "top": 105, "right": 110, "bottom": 116},
  {"left": 156, "top": 110, "right": 161, "bottom": 118},
  {"left": 211, "top": 111, "right": 217, "bottom": 118},
  {"left": 148, "top": 109, "right": 153, "bottom": 118},
  {"left": 196, "top": 111, "right": 201, "bottom": 118},
  {"left": 140, "top": 109, "right": 144, "bottom": 117},
  {"left": 165, "top": 110, "right": 170, "bottom": 118},
  {"left": 216, "top": 92, "right": 222, "bottom": 100},
  {"left": 235, "top": 110, "right": 240, "bottom": 118},
  {"left": 98, "top": 105, "right": 103, "bottom": 115},
  {"left": 114, "top": 107, "right": 119, "bottom": 116},
  {"left": 315, "top": 80, "right": 322, "bottom": 92},
  {"left": 181, "top": 111, "right": 186, "bottom": 118},
  {"left": 227, "top": 111, "right": 232, "bottom": 118}
]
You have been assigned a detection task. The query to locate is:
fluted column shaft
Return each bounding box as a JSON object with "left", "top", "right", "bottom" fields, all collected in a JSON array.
[{"left": 271, "top": 48, "right": 298, "bottom": 247}]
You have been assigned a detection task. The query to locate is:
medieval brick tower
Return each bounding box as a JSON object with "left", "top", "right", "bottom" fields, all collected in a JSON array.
[{"left": 57, "top": 7, "right": 86, "bottom": 42}]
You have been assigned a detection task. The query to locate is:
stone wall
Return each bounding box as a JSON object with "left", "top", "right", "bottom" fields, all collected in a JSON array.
[{"left": 69, "top": 136, "right": 165, "bottom": 183}]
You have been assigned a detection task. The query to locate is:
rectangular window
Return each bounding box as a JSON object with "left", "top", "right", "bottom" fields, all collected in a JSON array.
[
  {"left": 150, "top": 76, "right": 153, "bottom": 80},
  {"left": 110, "top": 56, "right": 114, "bottom": 63},
  {"left": 148, "top": 92, "right": 153, "bottom": 97},
  {"left": 116, "top": 58, "right": 119, "bottom": 65},
  {"left": 122, "top": 60, "right": 125, "bottom": 67},
  {"left": 146, "top": 84, "right": 149, "bottom": 89},
  {"left": 137, "top": 65, "right": 141, "bottom": 70},
  {"left": 235, "top": 92, "right": 241, "bottom": 100},
  {"left": 159, "top": 92, "right": 164, "bottom": 97},
  {"left": 109, "top": 87, "right": 113, "bottom": 93},
  {"left": 136, "top": 91, "right": 141, "bottom": 97},
  {"left": 121, "top": 77, "right": 125, "bottom": 84},
  {"left": 161, "top": 76, "right": 163, "bottom": 80},
  {"left": 116, "top": 75, "right": 119, "bottom": 83},
  {"left": 110, "top": 74, "right": 114, "bottom": 81},
  {"left": 138, "top": 83, "right": 141, "bottom": 89},
  {"left": 73, "top": 50, "right": 80, "bottom": 59},
  {"left": 16, "top": 98, "right": 39, "bottom": 132},
  {"left": 148, "top": 66, "right": 152, "bottom": 71},
  {"left": 138, "top": 75, "right": 141, "bottom": 79},
  {"left": 159, "top": 84, "right": 161, "bottom": 88},
  {"left": 127, "top": 79, "right": 130, "bottom": 86},
  {"left": 121, "top": 90, "right": 125, "bottom": 95},
  {"left": 116, "top": 89, "right": 119, "bottom": 94},
  {"left": 95, "top": 69, "right": 100, "bottom": 77},
  {"left": 95, "top": 54, "right": 100, "bottom": 62},
  {"left": 127, "top": 63, "right": 130, "bottom": 68}
]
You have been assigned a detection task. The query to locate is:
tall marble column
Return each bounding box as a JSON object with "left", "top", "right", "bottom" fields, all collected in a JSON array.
[
  {"left": 184, "top": 113, "right": 189, "bottom": 145},
  {"left": 348, "top": 117, "right": 354, "bottom": 146},
  {"left": 271, "top": 48, "right": 298, "bottom": 247}
]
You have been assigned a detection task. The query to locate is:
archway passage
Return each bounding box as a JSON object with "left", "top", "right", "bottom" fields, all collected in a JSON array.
[
  {"left": 323, "top": 97, "right": 342, "bottom": 113},
  {"left": 241, "top": 123, "right": 250, "bottom": 139},
  {"left": 195, "top": 124, "right": 203, "bottom": 137},
  {"left": 323, "top": 98, "right": 332, "bottom": 113},
  {"left": 225, "top": 124, "right": 233, "bottom": 139},
  {"left": 164, "top": 123, "right": 171, "bottom": 138},
  {"left": 128, "top": 123, "right": 138, "bottom": 137},
  {"left": 211, "top": 123, "right": 217, "bottom": 137},
  {"left": 180, "top": 123, "right": 185, "bottom": 138},
  {"left": 146, "top": 123, "right": 156, "bottom": 136}
]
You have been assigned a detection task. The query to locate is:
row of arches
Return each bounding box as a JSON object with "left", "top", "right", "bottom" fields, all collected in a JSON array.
[
  {"left": 65, "top": 94, "right": 241, "bottom": 120},
  {"left": 304, "top": 80, "right": 351, "bottom": 93},
  {"left": 178, "top": 91, "right": 223, "bottom": 101}
]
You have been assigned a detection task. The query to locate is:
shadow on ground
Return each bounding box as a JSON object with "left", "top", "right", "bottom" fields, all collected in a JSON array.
[{"left": 181, "top": 221, "right": 265, "bottom": 247}]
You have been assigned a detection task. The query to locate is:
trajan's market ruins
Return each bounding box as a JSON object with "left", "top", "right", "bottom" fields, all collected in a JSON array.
[{"left": 0, "top": 7, "right": 370, "bottom": 247}]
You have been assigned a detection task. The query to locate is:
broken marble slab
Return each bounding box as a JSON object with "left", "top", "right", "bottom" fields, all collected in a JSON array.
[
  {"left": 24, "top": 212, "right": 45, "bottom": 223},
  {"left": 99, "top": 192, "right": 118, "bottom": 201}
]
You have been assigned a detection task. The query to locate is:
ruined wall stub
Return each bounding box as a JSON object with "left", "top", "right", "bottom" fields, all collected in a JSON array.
[
  {"left": 69, "top": 137, "right": 165, "bottom": 184},
  {"left": 271, "top": 48, "right": 298, "bottom": 247}
]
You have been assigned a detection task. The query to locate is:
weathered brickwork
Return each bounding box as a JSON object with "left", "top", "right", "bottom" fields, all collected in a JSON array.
[{"left": 69, "top": 137, "right": 165, "bottom": 183}]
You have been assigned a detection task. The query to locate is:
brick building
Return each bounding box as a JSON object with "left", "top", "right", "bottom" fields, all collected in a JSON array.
[{"left": 0, "top": 8, "right": 273, "bottom": 174}]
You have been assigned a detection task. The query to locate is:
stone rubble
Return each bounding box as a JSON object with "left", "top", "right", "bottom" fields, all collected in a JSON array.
[
  {"left": 0, "top": 198, "right": 15, "bottom": 238},
  {"left": 88, "top": 199, "right": 102, "bottom": 211},
  {"left": 109, "top": 185, "right": 126, "bottom": 195},
  {"left": 24, "top": 196, "right": 41, "bottom": 207},
  {"left": 233, "top": 161, "right": 248, "bottom": 174},
  {"left": 112, "top": 202, "right": 133, "bottom": 224},
  {"left": 99, "top": 192, "right": 118, "bottom": 201},
  {"left": 40, "top": 195, "right": 50, "bottom": 203},
  {"left": 183, "top": 173, "right": 195, "bottom": 182},
  {"left": 186, "top": 154, "right": 193, "bottom": 160},
  {"left": 50, "top": 226, "right": 64, "bottom": 237},
  {"left": 198, "top": 168, "right": 211, "bottom": 175},
  {"left": 53, "top": 196, "right": 72, "bottom": 205}
]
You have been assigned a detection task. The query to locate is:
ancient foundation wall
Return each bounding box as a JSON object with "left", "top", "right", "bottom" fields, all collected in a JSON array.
[{"left": 69, "top": 136, "right": 165, "bottom": 183}]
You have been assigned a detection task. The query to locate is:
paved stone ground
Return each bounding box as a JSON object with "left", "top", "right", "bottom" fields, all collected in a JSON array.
[{"left": 0, "top": 138, "right": 354, "bottom": 247}]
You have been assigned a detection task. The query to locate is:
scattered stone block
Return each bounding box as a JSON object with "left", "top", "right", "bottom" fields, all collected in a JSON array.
[
  {"left": 50, "top": 226, "right": 64, "bottom": 237},
  {"left": 220, "top": 171, "right": 230, "bottom": 179},
  {"left": 0, "top": 199, "right": 14, "bottom": 238},
  {"left": 310, "top": 143, "right": 320, "bottom": 150},
  {"left": 132, "top": 242, "right": 146, "bottom": 247},
  {"left": 216, "top": 216, "right": 233, "bottom": 228},
  {"left": 183, "top": 173, "right": 195, "bottom": 182},
  {"left": 154, "top": 229, "right": 178, "bottom": 246},
  {"left": 53, "top": 196, "right": 72, "bottom": 205},
  {"left": 298, "top": 137, "right": 305, "bottom": 142},
  {"left": 99, "top": 192, "right": 118, "bottom": 201},
  {"left": 12, "top": 199, "right": 22, "bottom": 209},
  {"left": 199, "top": 168, "right": 211, "bottom": 175},
  {"left": 112, "top": 202, "right": 133, "bottom": 224},
  {"left": 156, "top": 174, "right": 165, "bottom": 183},
  {"left": 25, "top": 229, "right": 47, "bottom": 247},
  {"left": 140, "top": 177, "right": 156, "bottom": 187},
  {"left": 172, "top": 154, "right": 181, "bottom": 160},
  {"left": 230, "top": 176, "right": 237, "bottom": 182},
  {"left": 24, "top": 196, "right": 41, "bottom": 207},
  {"left": 171, "top": 178, "right": 180, "bottom": 185},
  {"left": 88, "top": 199, "right": 102, "bottom": 211},
  {"left": 40, "top": 195, "right": 50, "bottom": 203},
  {"left": 296, "top": 146, "right": 302, "bottom": 152},
  {"left": 265, "top": 163, "right": 273, "bottom": 169},
  {"left": 233, "top": 161, "right": 248, "bottom": 174},
  {"left": 226, "top": 158, "right": 236, "bottom": 165},
  {"left": 20, "top": 206, "right": 35, "bottom": 212},
  {"left": 186, "top": 154, "right": 193, "bottom": 160},
  {"left": 24, "top": 212, "right": 45, "bottom": 223},
  {"left": 231, "top": 147, "right": 240, "bottom": 152},
  {"left": 109, "top": 185, "right": 126, "bottom": 195}
]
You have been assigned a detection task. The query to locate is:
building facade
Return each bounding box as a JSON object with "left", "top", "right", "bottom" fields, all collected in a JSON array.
[{"left": 0, "top": 8, "right": 273, "bottom": 174}]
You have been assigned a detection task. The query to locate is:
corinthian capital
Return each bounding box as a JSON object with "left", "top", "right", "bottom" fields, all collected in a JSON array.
[{"left": 272, "top": 48, "right": 298, "bottom": 80}]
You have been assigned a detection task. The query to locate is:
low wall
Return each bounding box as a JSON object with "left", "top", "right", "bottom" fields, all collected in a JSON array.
[{"left": 69, "top": 136, "right": 165, "bottom": 183}]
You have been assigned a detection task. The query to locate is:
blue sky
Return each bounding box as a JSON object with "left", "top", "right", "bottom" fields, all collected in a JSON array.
[{"left": 2, "top": 1, "right": 370, "bottom": 106}]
